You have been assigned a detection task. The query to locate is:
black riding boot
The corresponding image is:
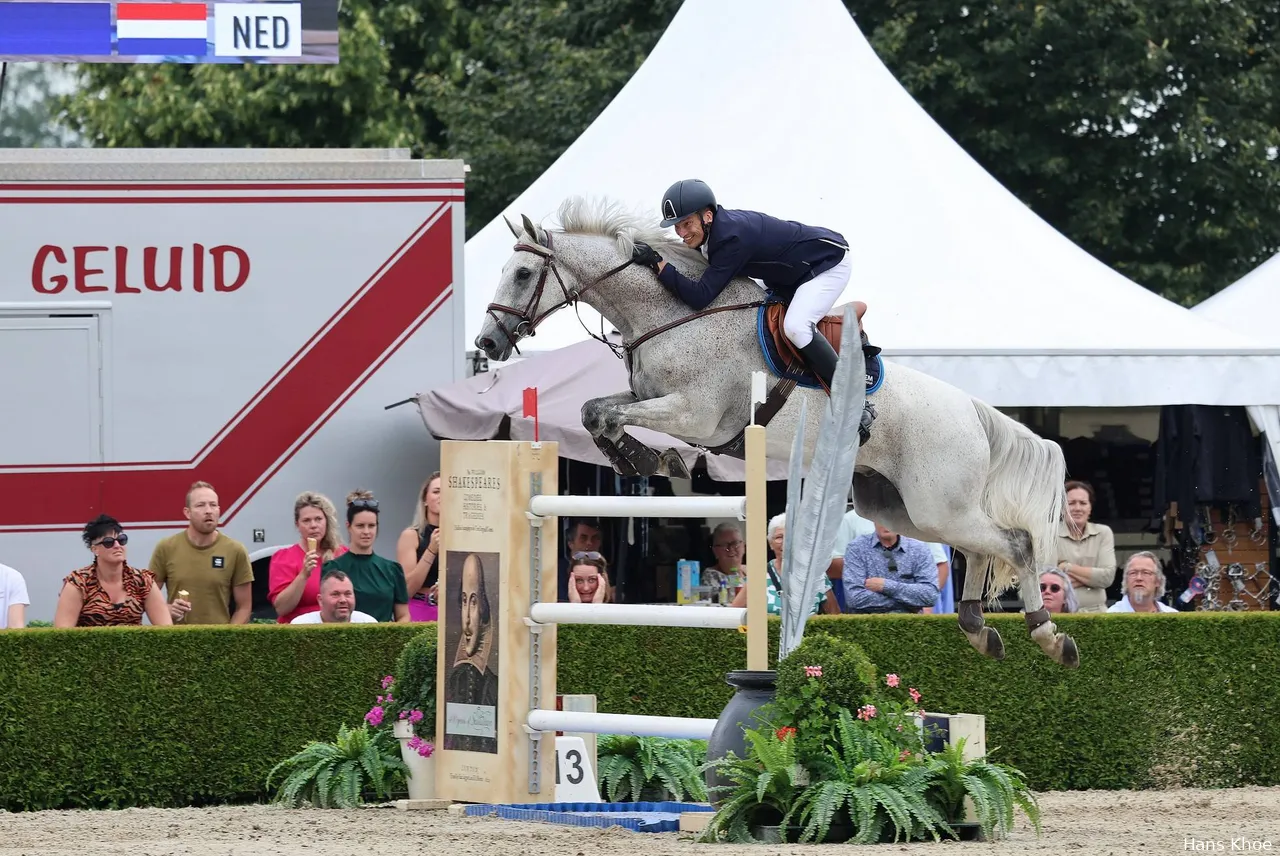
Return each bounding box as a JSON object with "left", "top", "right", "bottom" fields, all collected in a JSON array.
[
  {"left": 800, "top": 335, "right": 877, "bottom": 447},
  {"left": 798, "top": 335, "right": 838, "bottom": 391}
]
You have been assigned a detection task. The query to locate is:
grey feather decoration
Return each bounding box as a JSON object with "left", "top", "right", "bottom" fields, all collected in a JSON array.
[{"left": 778, "top": 305, "right": 867, "bottom": 659}]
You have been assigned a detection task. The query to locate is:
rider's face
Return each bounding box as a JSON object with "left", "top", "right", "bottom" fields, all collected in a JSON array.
[{"left": 674, "top": 210, "right": 712, "bottom": 248}]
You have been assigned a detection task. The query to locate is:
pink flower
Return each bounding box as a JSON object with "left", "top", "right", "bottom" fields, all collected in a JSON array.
[
  {"left": 416, "top": 742, "right": 434, "bottom": 758},
  {"left": 896, "top": 725, "right": 903, "bottom": 732},
  {"left": 364, "top": 706, "right": 385, "bottom": 727},
  {"left": 399, "top": 711, "right": 408, "bottom": 720},
  {"left": 409, "top": 709, "right": 425, "bottom": 724},
  {"left": 376, "top": 695, "right": 384, "bottom": 704},
  {"left": 908, "top": 688, "right": 921, "bottom": 703},
  {"left": 899, "top": 749, "right": 912, "bottom": 761},
  {"left": 385, "top": 695, "right": 394, "bottom": 704},
  {"left": 885, "top": 674, "right": 900, "bottom": 688},
  {"left": 381, "top": 675, "right": 395, "bottom": 690},
  {"left": 857, "top": 704, "right": 877, "bottom": 721},
  {"left": 407, "top": 736, "right": 422, "bottom": 750},
  {"left": 804, "top": 665, "right": 823, "bottom": 678}
]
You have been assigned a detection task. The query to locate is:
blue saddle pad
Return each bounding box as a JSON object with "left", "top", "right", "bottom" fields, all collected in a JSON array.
[{"left": 756, "top": 304, "right": 884, "bottom": 394}]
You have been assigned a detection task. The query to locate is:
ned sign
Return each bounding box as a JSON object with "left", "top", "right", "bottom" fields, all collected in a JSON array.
[{"left": 214, "top": 2, "right": 302, "bottom": 57}]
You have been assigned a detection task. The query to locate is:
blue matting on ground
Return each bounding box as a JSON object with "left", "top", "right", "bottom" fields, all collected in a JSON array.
[{"left": 461, "top": 800, "right": 715, "bottom": 833}]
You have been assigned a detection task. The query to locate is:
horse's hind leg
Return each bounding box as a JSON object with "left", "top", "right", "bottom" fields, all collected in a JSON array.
[
  {"left": 954, "top": 521, "right": 1078, "bottom": 668},
  {"left": 955, "top": 549, "right": 1006, "bottom": 661}
]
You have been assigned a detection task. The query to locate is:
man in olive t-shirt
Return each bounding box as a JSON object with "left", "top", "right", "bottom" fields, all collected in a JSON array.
[{"left": 149, "top": 481, "right": 254, "bottom": 624}]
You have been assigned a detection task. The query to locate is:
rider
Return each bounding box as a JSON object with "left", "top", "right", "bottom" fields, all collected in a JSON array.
[{"left": 632, "top": 179, "right": 879, "bottom": 441}]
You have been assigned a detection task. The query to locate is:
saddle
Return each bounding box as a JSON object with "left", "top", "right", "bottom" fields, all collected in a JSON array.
[
  {"left": 758, "top": 301, "right": 883, "bottom": 394},
  {"left": 703, "top": 301, "right": 884, "bottom": 460}
]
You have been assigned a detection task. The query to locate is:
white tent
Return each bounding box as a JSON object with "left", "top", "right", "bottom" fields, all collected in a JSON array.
[
  {"left": 462, "top": 0, "right": 1280, "bottom": 408},
  {"left": 1194, "top": 253, "right": 1280, "bottom": 524}
]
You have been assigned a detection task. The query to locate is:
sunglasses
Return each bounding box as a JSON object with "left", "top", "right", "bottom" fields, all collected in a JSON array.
[
  {"left": 715, "top": 540, "right": 744, "bottom": 550},
  {"left": 572, "top": 551, "right": 603, "bottom": 561},
  {"left": 1040, "top": 583, "right": 1062, "bottom": 594},
  {"left": 350, "top": 499, "right": 379, "bottom": 512},
  {"left": 95, "top": 534, "right": 129, "bottom": 548}
]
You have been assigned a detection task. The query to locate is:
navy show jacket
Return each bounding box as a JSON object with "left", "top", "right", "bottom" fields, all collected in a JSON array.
[{"left": 656, "top": 206, "right": 848, "bottom": 310}]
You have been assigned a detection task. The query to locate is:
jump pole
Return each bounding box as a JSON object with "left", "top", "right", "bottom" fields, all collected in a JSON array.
[{"left": 744, "top": 422, "right": 768, "bottom": 671}]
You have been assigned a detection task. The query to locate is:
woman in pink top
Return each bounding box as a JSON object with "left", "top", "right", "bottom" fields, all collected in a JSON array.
[{"left": 269, "top": 491, "right": 348, "bottom": 623}]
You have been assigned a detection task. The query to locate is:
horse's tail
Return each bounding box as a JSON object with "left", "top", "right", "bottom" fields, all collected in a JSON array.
[{"left": 971, "top": 399, "right": 1067, "bottom": 602}]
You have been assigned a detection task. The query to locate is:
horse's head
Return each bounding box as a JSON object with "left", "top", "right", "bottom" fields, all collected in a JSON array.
[{"left": 474, "top": 213, "right": 578, "bottom": 362}]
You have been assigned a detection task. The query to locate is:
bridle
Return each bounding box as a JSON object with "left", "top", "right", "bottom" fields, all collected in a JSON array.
[
  {"left": 484, "top": 229, "right": 765, "bottom": 365},
  {"left": 484, "top": 231, "right": 635, "bottom": 358}
]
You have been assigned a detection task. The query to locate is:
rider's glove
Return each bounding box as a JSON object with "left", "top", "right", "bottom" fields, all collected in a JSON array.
[{"left": 632, "top": 241, "right": 663, "bottom": 271}]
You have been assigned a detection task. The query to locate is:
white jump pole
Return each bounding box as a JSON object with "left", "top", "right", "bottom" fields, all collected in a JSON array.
[
  {"left": 529, "top": 602, "right": 749, "bottom": 630},
  {"left": 529, "top": 494, "right": 746, "bottom": 520},
  {"left": 528, "top": 709, "right": 718, "bottom": 741}
]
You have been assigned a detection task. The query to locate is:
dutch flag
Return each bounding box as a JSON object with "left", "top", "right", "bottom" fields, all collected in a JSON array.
[{"left": 116, "top": 2, "right": 208, "bottom": 56}]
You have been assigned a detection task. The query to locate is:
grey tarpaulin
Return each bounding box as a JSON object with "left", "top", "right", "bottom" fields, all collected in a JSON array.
[{"left": 413, "top": 337, "right": 792, "bottom": 482}]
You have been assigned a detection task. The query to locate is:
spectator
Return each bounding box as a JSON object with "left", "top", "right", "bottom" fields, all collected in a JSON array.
[
  {"left": 149, "top": 481, "right": 254, "bottom": 624},
  {"left": 703, "top": 522, "right": 748, "bottom": 593},
  {"left": 290, "top": 570, "right": 377, "bottom": 624},
  {"left": 567, "top": 553, "right": 614, "bottom": 604},
  {"left": 1107, "top": 552, "right": 1178, "bottom": 613},
  {"left": 1038, "top": 567, "right": 1078, "bottom": 614},
  {"left": 269, "top": 491, "right": 349, "bottom": 624},
  {"left": 1, "top": 561, "right": 30, "bottom": 629},
  {"left": 558, "top": 518, "right": 603, "bottom": 602},
  {"left": 54, "top": 515, "right": 172, "bottom": 628},
  {"left": 1054, "top": 480, "right": 1117, "bottom": 613},
  {"left": 732, "top": 513, "right": 839, "bottom": 615},
  {"left": 396, "top": 472, "right": 442, "bottom": 622},
  {"left": 843, "top": 524, "right": 940, "bottom": 614},
  {"left": 321, "top": 490, "right": 410, "bottom": 622},
  {"left": 923, "top": 543, "right": 954, "bottom": 615}
]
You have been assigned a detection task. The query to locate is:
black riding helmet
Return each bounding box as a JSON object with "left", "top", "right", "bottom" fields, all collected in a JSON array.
[{"left": 659, "top": 179, "right": 716, "bottom": 227}]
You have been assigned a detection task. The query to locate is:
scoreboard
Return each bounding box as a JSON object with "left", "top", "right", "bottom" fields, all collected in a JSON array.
[{"left": 0, "top": 0, "right": 337, "bottom": 63}]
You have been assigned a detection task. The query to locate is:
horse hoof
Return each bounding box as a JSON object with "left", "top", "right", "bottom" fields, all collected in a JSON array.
[
  {"left": 982, "top": 627, "right": 1006, "bottom": 661},
  {"left": 658, "top": 448, "right": 692, "bottom": 480},
  {"left": 1059, "top": 635, "right": 1080, "bottom": 669},
  {"left": 963, "top": 627, "right": 1005, "bottom": 661}
]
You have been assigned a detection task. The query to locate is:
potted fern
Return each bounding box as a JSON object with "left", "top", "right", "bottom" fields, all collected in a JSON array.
[
  {"left": 266, "top": 721, "right": 407, "bottom": 808},
  {"left": 700, "top": 633, "right": 1041, "bottom": 844},
  {"left": 920, "top": 738, "right": 1041, "bottom": 841},
  {"left": 596, "top": 735, "right": 708, "bottom": 803}
]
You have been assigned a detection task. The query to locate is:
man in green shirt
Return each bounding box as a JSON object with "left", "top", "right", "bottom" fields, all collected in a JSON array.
[{"left": 149, "top": 481, "right": 254, "bottom": 624}]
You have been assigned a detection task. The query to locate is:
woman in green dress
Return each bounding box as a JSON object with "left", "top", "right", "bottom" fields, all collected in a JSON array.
[{"left": 320, "top": 490, "right": 410, "bottom": 622}]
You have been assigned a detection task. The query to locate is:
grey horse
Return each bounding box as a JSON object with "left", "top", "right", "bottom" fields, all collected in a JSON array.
[{"left": 476, "top": 197, "right": 1077, "bottom": 667}]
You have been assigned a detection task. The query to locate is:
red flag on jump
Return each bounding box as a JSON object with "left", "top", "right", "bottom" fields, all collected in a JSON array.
[{"left": 522, "top": 387, "right": 539, "bottom": 442}]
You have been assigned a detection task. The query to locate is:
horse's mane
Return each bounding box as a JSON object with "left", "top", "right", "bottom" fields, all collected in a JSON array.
[{"left": 551, "top": 196, "right": 708, "bottom": 271}]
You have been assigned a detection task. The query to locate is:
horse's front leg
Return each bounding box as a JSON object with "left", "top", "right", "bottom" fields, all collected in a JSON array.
[
  {"left": 582, "top": 392, "right": 648, "bottom": 476},
  {"left": 588, "top": 391, "right": 722, "bottom": 480}
]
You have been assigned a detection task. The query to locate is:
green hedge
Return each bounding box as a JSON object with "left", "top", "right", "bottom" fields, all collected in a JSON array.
[{"left": 2, "top": 613, "right": 1277, "bottom": 810}]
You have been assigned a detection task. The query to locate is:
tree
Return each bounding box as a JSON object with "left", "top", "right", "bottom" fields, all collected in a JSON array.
[
  {"left": 0, "top": 63, "right": 84, "bottom": 147},
  {"left": 847, "top": 0, "right": 1280, "bottom": 304}
]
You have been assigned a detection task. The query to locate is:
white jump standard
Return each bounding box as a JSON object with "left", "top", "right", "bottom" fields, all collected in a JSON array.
[{"left": 434, "top": 430, "right": 769, "bottom": 805}]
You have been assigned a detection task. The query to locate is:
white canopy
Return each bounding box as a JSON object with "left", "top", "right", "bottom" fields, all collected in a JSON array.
[
  {"left": 463, "top": 0, "right": 1280, "bottom": 407},
  {"left": 1193, "top": 253, "right": 1280, "bottom": 524}
]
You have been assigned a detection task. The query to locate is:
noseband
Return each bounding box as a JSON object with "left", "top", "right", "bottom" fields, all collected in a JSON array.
[{"left": 484, "top": 231, "right": 634, "bottom": 356}]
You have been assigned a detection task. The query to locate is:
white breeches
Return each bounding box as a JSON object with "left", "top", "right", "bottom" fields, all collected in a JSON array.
[{"left": 783, "top": 252, "right": 852, "bottom": 347}]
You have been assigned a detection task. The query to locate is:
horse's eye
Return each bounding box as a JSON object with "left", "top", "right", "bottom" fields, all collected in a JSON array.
[{"left": 515, "top": 268, "right": 531, "bottom": 281}]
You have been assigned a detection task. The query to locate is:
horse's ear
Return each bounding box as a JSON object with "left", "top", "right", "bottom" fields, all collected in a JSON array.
[
  {"left": 521, "top": 214, "right": 539, "bottom": 244},
  {"left": 503, "top": 214, "right": 520, "bottom": 238}
]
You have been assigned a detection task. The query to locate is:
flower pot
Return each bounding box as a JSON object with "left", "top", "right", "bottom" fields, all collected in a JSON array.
[
  {"left": 393, "top": 719, "right": 436, "bottom": 800},
  {"left": 704, "top": 669, "right": 777, "bottom": 805},
  {"left": 751, "top": 824, "right": 857, "bottom": 844}
]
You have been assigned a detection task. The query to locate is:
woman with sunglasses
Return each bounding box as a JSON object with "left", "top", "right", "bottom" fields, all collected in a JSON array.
[
  {"left": 567, "top": 552, "right": 614, "bottom": 604},
  {"left": 319, "top": 490, "right": 410, "bottom": 623},
  {"left": 54, "top": 514, "right": 173, "bottom": 627},
  {"left": 1038, "top": 567, "right": 1078, "bottom": 614}
]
